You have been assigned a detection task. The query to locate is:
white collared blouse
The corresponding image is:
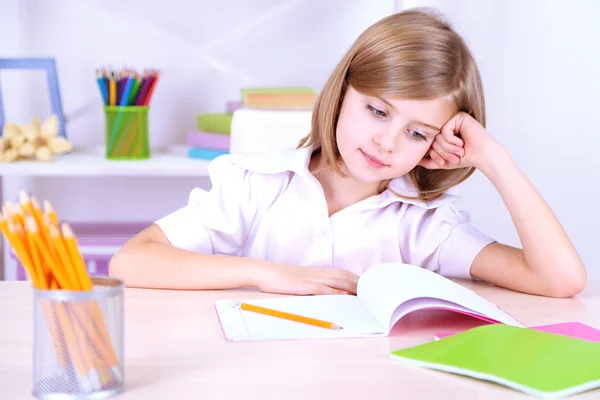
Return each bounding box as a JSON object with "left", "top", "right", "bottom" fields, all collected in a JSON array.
[{"left": 155, "top": 147, "right": 495, "bottom": 279}]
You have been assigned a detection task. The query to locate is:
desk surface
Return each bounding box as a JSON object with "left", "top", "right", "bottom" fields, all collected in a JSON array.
[{"left": 1, "top": 280, "right": 599, "bottom": 399}]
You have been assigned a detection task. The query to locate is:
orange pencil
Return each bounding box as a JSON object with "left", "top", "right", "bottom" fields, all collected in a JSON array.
[
  {"left": 109, "top": 73, "right": 116, "bottom": 106},
  {"left": 4, "top": 201, "right": 24, "bottom": 229},
  {"left": 24, "top": 218, "right": 47, "bottom": 289},
  {"left": 61, "top": 223, "right": 92, "bottom": 290},
  {"left": 25, "top": 217, "right": 74, "bottom": 290},
  {"left": 43, "top": 199, "right": 59, "bottom": 226},
  {"left": 49, "top": 224, "right": 80, "bottom": 292},
  {"left": 62, "top": 223, "right": 121, "bottom": 373},
  {"left": 2, "top": 217, "right": 71, "bottom": 370},
  {"left": 19, "top": 190, "right": 33, "bottom": 214},
  {"left": 1, "top": 216, "right": 38, "bottom": 286},
  {"left": 232, "top": 301, "right": 343, "bottom": 330},
  {"left": 2, "top": 195, "right": 124, "bottom": 388},
  {"left": 20, "top": 192, "right": 49, "bottom": 249}
]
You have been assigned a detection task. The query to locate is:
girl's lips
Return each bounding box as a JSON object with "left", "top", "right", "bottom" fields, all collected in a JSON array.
[{"left": 360, "top": 150, "right": 388, "bottom": 168}]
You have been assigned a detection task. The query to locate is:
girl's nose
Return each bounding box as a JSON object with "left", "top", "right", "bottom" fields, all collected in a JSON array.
[{"left": 373, "top": 130, "right": 395, "bottom": 153}]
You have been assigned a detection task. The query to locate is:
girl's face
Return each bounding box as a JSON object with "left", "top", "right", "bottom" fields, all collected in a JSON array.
[{"left": 335, "top": 85, "right": 456, "bottom": 184}]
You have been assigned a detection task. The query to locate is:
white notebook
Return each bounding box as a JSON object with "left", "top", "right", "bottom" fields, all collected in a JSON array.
[{"left": 215, "top": 263, "right": 524, "bottom": 342}]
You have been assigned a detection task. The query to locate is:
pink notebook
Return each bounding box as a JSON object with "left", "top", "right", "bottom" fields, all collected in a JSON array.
[{"left": 434, "top": 322, "right": 600, "bottom": 342}]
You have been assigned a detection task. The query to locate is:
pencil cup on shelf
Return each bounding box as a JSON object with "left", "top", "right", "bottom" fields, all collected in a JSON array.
[
  {"left": 32, "top": 277, "right": 124, "bottom": 399},
  {"left": 104, "top": 106, "right": 150, "bottom": 160}
]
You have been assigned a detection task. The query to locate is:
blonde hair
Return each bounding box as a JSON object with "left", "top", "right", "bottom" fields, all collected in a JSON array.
[{"left": 298, "top": 8, "right": 485, "bottom": 201}]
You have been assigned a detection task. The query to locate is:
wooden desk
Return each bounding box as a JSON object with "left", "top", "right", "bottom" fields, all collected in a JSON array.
[{"left": 1, "top": 280, "right": 599, "bottom": 399}]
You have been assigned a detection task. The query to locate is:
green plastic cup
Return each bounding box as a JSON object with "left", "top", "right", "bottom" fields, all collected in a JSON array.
[{"left": 104, "top": 106, "right": 150, "bottom": 160}]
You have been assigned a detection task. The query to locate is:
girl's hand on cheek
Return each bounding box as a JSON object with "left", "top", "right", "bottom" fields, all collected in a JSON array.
[
  {"left": 418, "top": 111, "right": 498, "bottom": 170},
  {"left": 252, "top": 262, "right": 359, "bottom": 296}
]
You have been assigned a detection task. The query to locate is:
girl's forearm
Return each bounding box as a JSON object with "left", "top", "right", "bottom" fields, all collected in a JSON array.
[
  {"left": 109, "top": 241, "right": 261, "bottom": 290},
  {"left": 476, "top": 142, "right": 586, "bottom": 288}
]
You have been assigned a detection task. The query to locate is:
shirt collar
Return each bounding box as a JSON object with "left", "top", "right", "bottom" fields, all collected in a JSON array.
[{"left": 227, "top": 147, "right": 460, "bottom": 209}]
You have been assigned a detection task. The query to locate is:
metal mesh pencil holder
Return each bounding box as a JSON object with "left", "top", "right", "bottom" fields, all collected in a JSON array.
[{"left": 32, "top": 277, "right": 124, "bottom": 399}]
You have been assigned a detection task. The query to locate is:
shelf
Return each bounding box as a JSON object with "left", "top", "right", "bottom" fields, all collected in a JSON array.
[{"left": 0, "top": 146, "right": 211, "bottom": 177}]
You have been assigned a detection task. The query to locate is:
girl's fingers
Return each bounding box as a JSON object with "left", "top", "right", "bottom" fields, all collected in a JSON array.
[
  {"left": 313, "top": 285, "right": 348, "bottom": 295},
  {"left": 442, "top": 129, "right": 463, "bottom": 148},
  {"left": 417, "top": 155, "right": 439, "bottom": 169},
  {"left": 314, "top": 276, "right": 357, "bottom": 294},
  {"left": 429, "top": 149, "right": 446, "bottom": 167},
  {"left": 294, "top": 283, "right": 341, "bottom": 296},
  {"left": 432, "top": 140, "right": 461, "bottom": 165},
  {"left": 440, "top": 113, "right": 467, "bottom": 146},
  {"left": 324, "top": 270, "right": 359, "bottom": 293},
  {"left": 437, "top": 138, "right": 464, "bottom": 158}
]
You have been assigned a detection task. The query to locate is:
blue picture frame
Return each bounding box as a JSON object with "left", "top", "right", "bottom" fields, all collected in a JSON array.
[{"left": 0, "top": 58, "right": 66, "bottom": 138}]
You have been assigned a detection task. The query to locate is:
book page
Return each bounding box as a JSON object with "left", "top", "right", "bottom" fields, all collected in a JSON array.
[
  {"left": 215, "top": 294, "right": 386, "bottom": 342},
  {"left": 357, "top": 263, "right": 524, "bottom": 332},
  {"left": 388, "top": 297, "right": 518, "bottom": 328}
]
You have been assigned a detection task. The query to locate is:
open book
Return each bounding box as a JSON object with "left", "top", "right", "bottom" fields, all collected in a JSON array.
[{"left": 215, "top": 263, "right": 525, "bottom": 342}]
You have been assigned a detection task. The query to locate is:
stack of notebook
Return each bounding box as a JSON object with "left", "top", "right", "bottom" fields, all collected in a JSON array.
[
  {"left": 188, "top": 112, "right": 233, "bottom": 161},
  {"left": 188, "top": 101, "right": 241, "bottom": 160},
  {"left": 189, "top": 87, "right": 316, "bottom": 160},
  {"left": 240, "top": 86, "right": 317, "bottom": 110}
]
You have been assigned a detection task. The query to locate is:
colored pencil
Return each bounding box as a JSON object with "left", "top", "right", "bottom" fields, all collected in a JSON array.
[
  {"left": 126, "top": 73, "right": 141, "bottom": 106},
  {"left": 96, "top": 67, "right": 159, "bottom": 107},
  {"left": 119, "top": 77, "right": 134, "bottom": 107},
  {"left": 96, "top": 67, "right": 159, "bottom": 158},
  {"left": 108, "top": 73, "right": 116, "bottom": 106},
  {"left": 141, "top": 71, "right": 159, "bottom": 105},
  {"left": 95, "top": 70, "right": 109, "bottom": 105},
  {"left": 134, "top": 74, "right": 152, "bottom": 106}
]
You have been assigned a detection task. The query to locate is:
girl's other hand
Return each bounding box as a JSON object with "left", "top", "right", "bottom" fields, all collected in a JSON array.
[
  {"left": 418, "top": 111, "right": 499, "bottom": 170},
  {"left": 251, "top": 262, "right": 359, "bottom": 295}
]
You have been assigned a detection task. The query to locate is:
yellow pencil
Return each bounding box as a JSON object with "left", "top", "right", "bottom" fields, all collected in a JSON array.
[
  {"left": 1, "top": 194, "right": 123, "bottom": 389},
  {"left": 109, "top": 75, "right": 116, "bottom": 106},
  {"left": 1, "top": 216, "right": 38, "bottom": 286},
  {"left": 232, "top": 301, "right": 343, "bottom": 330},
  {"left": 3, "top": 216, "right": 71, "bottom": 370},
  {"left": 43, "top": 199, "right": 59, "bottom": 226},
  {"left": 62, "top": 222, "right": 121, "bottom": 376}
]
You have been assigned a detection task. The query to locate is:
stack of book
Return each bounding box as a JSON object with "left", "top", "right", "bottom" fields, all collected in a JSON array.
[
  {"left": 187, "top": 112, "right": 234, "bottom": 160},
  {"left": 188, "top": 87, "right": 317, "bottom": 160},
  {"left": 241, "top": 87, "right": 316, "bottom": 110},
  {"left": 187, "top": 101, "right": 241, "bottom": 161}
]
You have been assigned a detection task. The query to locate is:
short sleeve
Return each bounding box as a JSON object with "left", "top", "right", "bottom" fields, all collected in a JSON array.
[
  {"left": 401, "top": 204, "right": 495, "bottom": 280},
  {"left": 154, "top": 155, "right": 260, "bottom": 256}
]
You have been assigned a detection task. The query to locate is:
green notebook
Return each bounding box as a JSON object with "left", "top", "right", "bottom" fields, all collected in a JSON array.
[
  {"left": 196, "top": 113, "right": 233, "bottom": 134},
  {"left": 390, "top": 324, "right": 600, "bottom": 399}
]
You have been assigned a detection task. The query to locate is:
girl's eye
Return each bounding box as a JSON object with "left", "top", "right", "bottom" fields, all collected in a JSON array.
[
  {"left": 365, "top": 104, "right": 387, "bottom": 118},
  {"left": 409, "top": 129, "right": 426, "bottom": 141}
]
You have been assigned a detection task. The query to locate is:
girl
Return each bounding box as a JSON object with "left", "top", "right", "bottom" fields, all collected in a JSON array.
[{"left": 109, "top": 8, "right": 586, "bottom": 298}]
